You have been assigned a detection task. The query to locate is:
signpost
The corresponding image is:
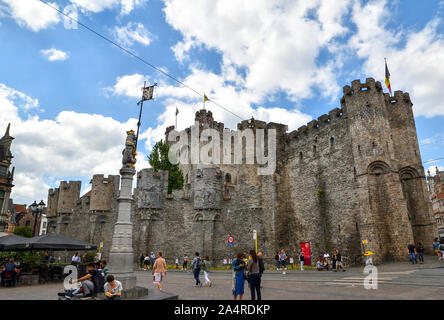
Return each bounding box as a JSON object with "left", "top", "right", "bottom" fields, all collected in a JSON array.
[
  {"left": 227, "top": 234, "right": 234, "bottom": 261},
  {"left": 253, "top": 230, "right": 257, "bottom": 253}
]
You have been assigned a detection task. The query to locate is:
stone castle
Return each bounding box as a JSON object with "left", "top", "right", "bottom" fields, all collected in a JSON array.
[{"left": 46, "top": 78, "right": 436, "bottom": 265}]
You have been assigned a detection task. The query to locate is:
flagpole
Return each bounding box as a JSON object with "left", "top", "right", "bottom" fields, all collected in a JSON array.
[
  {"left": 175, "top": 106, "right": 178, "bottom": 129},
  {"left": 135, "top": 81, "right": 146, "bottom": 150}
]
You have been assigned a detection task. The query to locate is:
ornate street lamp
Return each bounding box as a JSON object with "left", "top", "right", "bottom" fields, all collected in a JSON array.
[{"left": 30, "top": 200, "right": 45, "bottom": 237}]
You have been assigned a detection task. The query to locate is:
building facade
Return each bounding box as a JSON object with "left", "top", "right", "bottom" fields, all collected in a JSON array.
[
  {"left": 427, "top": 167, "right": 444, "bottom": 238},
  {"left": 0, "top": 124, "right": 14, "bottom": 232},
  {"left": 47, "top": 78, "right": 436, "bottom": 265}
]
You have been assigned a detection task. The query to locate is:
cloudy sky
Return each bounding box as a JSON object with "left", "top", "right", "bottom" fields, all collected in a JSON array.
[{"left": 1, "top": 0, "right": 444, "bottom": 204}]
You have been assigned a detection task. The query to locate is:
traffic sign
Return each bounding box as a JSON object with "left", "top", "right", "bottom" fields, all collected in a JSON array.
[{"left": 227, "top": 235, "right": 234, "bottom": 246}]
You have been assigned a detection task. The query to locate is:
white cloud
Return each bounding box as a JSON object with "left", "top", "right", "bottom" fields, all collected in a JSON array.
[
  {"left": 106, "top": 73, "right": 148, "bottom": 98},
  {"left": 0, "top": 83, "right": 149, "bottom": 205},
  {"left": 69, "top": 0, "right": 147, "bottom": 15},
  {"left": 163, "top": 0, "right": 351, "bottom": 102},
  {"left": 40, "top": 48, "right": 69, "bottom": 61},
  {"left": 349, "top": 0, "right": 444, "bottom": 117},
  {"left": 108, "top": 70, "right": 313, "bottom": 153},
  {"left": 1, "top": 0, "right": 60, "bottom": 31},
  {"left": 112, "top": 22, "right": 152, "bottom": 47}
]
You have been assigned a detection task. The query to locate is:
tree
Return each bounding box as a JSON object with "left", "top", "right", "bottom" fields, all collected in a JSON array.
[
  {"left": 13, "top": 226, "right": 32, "bottom": 238},
  {"left": 148, "top": 140, "right": 184, "bottom": 194}
]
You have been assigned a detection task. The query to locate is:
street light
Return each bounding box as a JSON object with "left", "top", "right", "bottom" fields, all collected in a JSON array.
[{"left": 30, "top": 200, "right": 45, "bottom": 237}]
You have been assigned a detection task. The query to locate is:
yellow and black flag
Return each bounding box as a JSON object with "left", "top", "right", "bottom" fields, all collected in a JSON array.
[
  {"left": 203, "top": 93, "right": 209, "bottom": 109},
  {"left": 385, "top": 58, "right": 392, "bottom": 96}
]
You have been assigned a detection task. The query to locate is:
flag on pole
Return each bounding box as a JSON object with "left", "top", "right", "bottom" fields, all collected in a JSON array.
[
  {"left": 142, "top": 85, "right": 155, "bottom": 101},
  {"left": 203, "top": 93, "right": 209, "bottom": 103},
  {"left": 385, "top": 58, "right": 392, "bottom": 96},
  {"left": 175, "top": 106, "right": 179, "bottom": 115}
]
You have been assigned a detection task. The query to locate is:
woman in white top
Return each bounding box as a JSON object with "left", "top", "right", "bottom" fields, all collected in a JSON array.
[{"left": 104, "top": 274, "right": 123, "bottom": 300}]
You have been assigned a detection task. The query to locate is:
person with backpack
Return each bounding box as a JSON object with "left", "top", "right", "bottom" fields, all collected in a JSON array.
[
  {"left": 144, "top": 254, "right": 150, "bottom": 270},
  {"left": 202, "top": 256, "right": 212, "bottom": 287},
  {"left": 192, "top": 252, "right": 202, "bottom": 287},
  {"left": 68, "top": 262, "right": 104, "bottom": 300}
]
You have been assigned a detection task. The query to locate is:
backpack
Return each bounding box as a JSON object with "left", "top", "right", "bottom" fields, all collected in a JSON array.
[{"left": 196, "top": 257, "right": 202, "bottom": 269}]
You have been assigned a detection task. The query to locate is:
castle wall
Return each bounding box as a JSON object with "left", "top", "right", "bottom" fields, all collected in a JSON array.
[
  {"left": 281, "top": 106, "right": 362, "bottom": 264},
  {"left": 47, "top": 79, "right": 436, "bottom": 266}
]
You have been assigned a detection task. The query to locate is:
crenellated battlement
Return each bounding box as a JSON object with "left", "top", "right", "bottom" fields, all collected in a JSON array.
[
  {"left": 342, "top": 77, "right": 383, "bottom": 97},
  {"left": 286, "top": 107, "right": 344, "bottom": 143},
  {"left": 384, "top": 90, "right": 412, "bottom": 105}
]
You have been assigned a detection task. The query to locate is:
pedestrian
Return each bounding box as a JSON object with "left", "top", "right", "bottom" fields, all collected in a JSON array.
[
  {"left": 183, "top": 254, "right": 188, "bottom": 270},
  {"left": 232, "top": 252, "right": 245, "bottom": 300},
  {"left": 299, "top": 252, "right": 304, "bottom": 271},
  {"left": 334, "top": 249, "right": 346, "bottom": 272},
  {"left": 150, "top": 252, "right": 156, "bottom": 267},
  {"left": 416, "top": 242, "right": 424, "bottom": 264},
  {"left": 152, "top": 251, "right": 167, "bottom": 291},
  {"left": 68, "top": 262, "right": 104, "bottom": 300},
  {"left": 408, "top": 243, "right": 416, "bottom": 264},
  {"left": 71, "top": 252, "right": 81, "bottom": 267},
  {"left": 192, "top": 252, "right": 202, "bottom": 287},
  {"left": 247, "top": 250, "right": 262, "bottom": 300},
  {"left": 316, "top": 257, "right": 322, "bottom": 271},
  {"left": 331, "top": 250, "right": 336, "bottom": 271},
  {"left": 280, "top": 249, "right": 288, "bottom": 274},
  {"left": 143, "top": 254, "right": 150, "bottom": 270},
  {"left": 323, "top": 251, "right": 330, "bottom": 270},
  {"left": 202, "top": 256, "right": 212, "bottom": 287},
  {"left": 433, "top": 238, "right": 441, "bottom": 260},
  {"left": 101, "top": 260, "right": 109, "bottom": 276},
  {"left": 139, "top": 253, "right": 145, "bottom": 269},
  {"left": 257, "top": 252, "right": 265, "bottom": 288},
  {"left": 275, "top": 251, "right": 281, "bottom": 270},
  {"left": 104, "top": 274, "right": 123, "bottom": 300},
  {"left": 0, "top": 258, "right": 17, "bottom": 287}
]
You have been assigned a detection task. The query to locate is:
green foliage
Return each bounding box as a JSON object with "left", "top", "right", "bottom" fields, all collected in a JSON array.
[
  {"left": 148, "top": 140, "right": 184, "bottom": 194},
  {"left": 0, "top": 251, "right": 44, "bottom": 271},
  {"left": 315, "top": 189, "right": 325, "bottom": 198},
  {"left": 83, "top": 251, "right": 97, "bottom": 263},
  {"left": 13, "top": 226, "right": 33, "bottom": 238}
]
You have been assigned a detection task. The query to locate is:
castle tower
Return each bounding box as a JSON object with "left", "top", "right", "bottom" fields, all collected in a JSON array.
[
  {"left": 0, "top": 124, "right": 14, "bottom": 232},
  {"left": 89, "top": 175, "right": 120, "bottom": 212},
  {"left": 385, "top": 90, "right": 436, "bottom": 250},
  {"left": 342, "top": 78, "right": 421, "bottom": 263}
]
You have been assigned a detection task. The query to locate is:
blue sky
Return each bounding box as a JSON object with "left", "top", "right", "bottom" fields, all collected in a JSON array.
[{"left": 1, "top": 0, "right": 444, "bottom": 204}]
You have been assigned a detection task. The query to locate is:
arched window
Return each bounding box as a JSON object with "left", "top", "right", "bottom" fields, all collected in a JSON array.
[
  {"left": 225, "top": 173, "right": 232, "bottom": 184},
  {"left": 330, "top": 137, "right": 335, "bottom": 146}
]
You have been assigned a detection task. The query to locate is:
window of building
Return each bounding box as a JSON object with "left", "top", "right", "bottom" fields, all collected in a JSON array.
[
  {"left": 0, "top": 166, "right": 7, "bottom": 178},
  {"left": 25, "top": 220, "right": 30, "bottom": 227},
  {"left": 0, "top": 191, "right": 4, "bottom": 214}
]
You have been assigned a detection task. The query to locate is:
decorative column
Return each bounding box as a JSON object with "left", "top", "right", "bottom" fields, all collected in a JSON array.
[{"left": 109, "top": 130, "right": 137, "bottom": 290}]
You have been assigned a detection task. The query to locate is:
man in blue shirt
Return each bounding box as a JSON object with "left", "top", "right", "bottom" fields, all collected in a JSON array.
[{"left": 1, "top": 258, "right": 17, "bottom": 287}]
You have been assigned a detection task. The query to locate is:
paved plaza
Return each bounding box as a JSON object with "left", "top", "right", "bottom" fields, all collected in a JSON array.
[{"left": 1, "top": 257, "right": 444, "bottom": 300}]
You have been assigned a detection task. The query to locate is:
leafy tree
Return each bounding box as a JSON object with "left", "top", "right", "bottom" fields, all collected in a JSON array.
[
  {"left": 148, "top": 140, "right": 184, "bottom": 194},
  {"left": 13, "top": 226, "right": 32, "bottom": 238}
]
